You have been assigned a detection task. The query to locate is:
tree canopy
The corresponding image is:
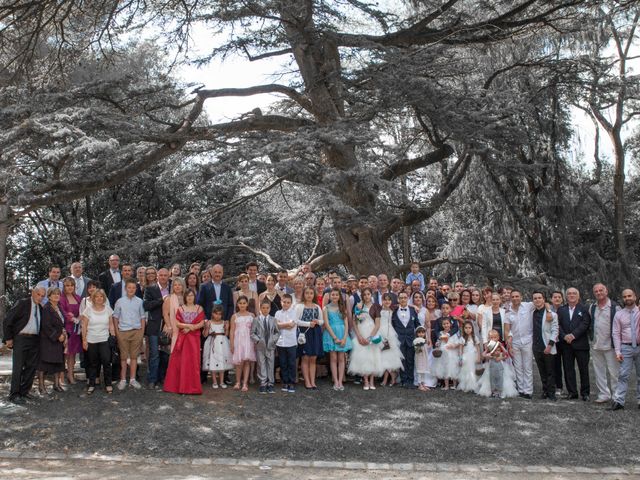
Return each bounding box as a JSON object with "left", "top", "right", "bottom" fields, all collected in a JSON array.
[{"left": 1, "top": 0, "right": 639, "bottom": 311}]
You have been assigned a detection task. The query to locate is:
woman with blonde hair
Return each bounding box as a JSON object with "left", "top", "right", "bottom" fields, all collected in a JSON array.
[
  {"left": 163, "top": 277, "right": 186, "bottom": 353},
  {"left": 81, "top": 289, "right": 115, "bottom": 394}
]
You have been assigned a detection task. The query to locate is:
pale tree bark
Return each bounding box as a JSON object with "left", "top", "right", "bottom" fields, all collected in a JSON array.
[{"left": 0, "top": 201, "right": 9, "bottom": 336}]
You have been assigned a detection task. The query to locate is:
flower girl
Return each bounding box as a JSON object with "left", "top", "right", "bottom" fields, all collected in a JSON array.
[
  {"left": 475, "top": 329, "right": 518, "bottom": 398},
  {"left": 202, "top": 305, "right": 233, "bottom": 388},
  {"left": 457, "top": 321, "right": 480, "bottom": 392},
  {"left": 431, "top": 318, "right": 460, "bottom": 389},
  {"left": 413, "top": 326, "right": 430, "bottom": 391}
]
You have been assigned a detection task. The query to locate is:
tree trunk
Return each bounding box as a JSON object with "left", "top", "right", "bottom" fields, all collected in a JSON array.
[
  {"left": 611, "top": 132, "right": 633, "bottom": 281},
  {"left": 335, "top": 224, "right": 397, "bottom": 277},
  {"left": 0, "top": 202, "right": 9, "bottom": 336}
]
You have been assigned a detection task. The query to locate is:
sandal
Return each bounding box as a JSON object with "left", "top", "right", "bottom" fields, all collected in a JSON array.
[
  {"left": 233, "top": 383, "right": 241, "bottom": 391},
  {"left": 105, "top": 386, "right": 113, "bottom": 394},
  {"left": 241, "top": 384, "right": 249, "bottom": 392},
  {"left": 87, "top": 387, "right": 95, "bottom": 395}
]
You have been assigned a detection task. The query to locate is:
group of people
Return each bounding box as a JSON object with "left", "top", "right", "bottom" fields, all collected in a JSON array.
[{"left": 3, "top": 258, "right": 639, "bottom": 411}]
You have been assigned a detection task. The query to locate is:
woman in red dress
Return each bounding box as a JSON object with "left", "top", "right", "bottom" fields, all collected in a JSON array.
[{"left": 163, "top": 289, "right": 205, "bottom": 395}]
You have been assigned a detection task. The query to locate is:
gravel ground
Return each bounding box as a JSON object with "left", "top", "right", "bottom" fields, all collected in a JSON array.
[{"left": 1, "top": 359, "right": 638, "bottom": 469}]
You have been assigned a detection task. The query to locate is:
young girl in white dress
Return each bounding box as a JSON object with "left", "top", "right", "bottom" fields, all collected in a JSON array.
[
  {"left": 431, "top": 318, "right": 460, "bottom": 389},
  {"left": 348, "top": 288, "right": 383, "bottom": 390},
  {"left": 475, "top": 329, "right": 518, "bottom": 398},
  {"left": 457, "top": 320, "right": 480, "bottom": 392},
  {"left": 202, "top": 305, "right": 233, "bottom": 388},
  {"left": 378, "top": 293, "right": 404, "bottom": 387},
  {"left": 414, "top": 326, "right": 431, "bottom": 391}
]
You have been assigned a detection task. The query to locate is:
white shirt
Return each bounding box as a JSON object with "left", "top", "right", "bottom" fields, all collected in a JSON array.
[
  {"left": 20, "top": 301, "right": 41, "bottom": 335},
  {"left": 397, "top": 306, "right": 410, "bottom": 327},
  {"left": 505, "top": 302, "right": 535, "bottom": 346},
  {"left": 248, "top": 280, "right": 258, "bottom": 293},
  {"left": 72, "top": 275, "right": 85, "bottom": 297},
  {"left": 85, "top": 304, "right": 113, "bottom": 344},
  {"left": 275, "top": 308, "right": 298, "bottom": 347},
  {"left": 110, "top": 269, "right": 121, "bottom": 284},
  {"left": 593, "top": 299, "right": 613, "bottom": 350}
]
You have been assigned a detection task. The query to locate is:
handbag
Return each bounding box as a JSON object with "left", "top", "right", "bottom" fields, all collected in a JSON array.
[
  {"left": 475, "top": 363, "right": 485, "bottom": 376},
  {"left": 382, "top": 312, "right": 391, "bottom": 350},
  {"left": 159, "top": 331, "right": 171, "bottom": 347},
  {"left": 297, "top": 329, "right": 307, "bottom": 345}
]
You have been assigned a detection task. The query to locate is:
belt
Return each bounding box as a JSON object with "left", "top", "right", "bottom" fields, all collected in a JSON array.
[
  {"left": 18, "top": 333, "right": 38, "bottom": 337},
  {"left": 622, "top": 343, "right": 636, "bottom": 346}
]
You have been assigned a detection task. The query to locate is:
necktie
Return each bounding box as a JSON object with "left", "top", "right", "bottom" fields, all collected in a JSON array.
[
  {"left": 631, "top": 310, "right": 638, "bottom": 348},
  {"left": 34, "top": 305, "right": 40, "bottom": 333}
]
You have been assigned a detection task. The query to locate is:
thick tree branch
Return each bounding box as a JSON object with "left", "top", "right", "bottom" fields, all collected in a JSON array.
[
  {"left": 234, "top": 242, "right": 284, "bottom": 271},
  {"left": 308, "top": 249, "right": 350, "bottom": 272},
  {"left": 198, "top": 84, "right": 313, "bottom": 112},
  {"left": 380, "top": 144, "right": 454, "bottom": 180},
  {"left": 381, "top": 150, "right": 473, "bottom": 238},
  {"left": 395, "top": 257, "right": 449, "bottom": 276},
  {"left": 331, "top": 0, "right": 583, "bottom": 48}
]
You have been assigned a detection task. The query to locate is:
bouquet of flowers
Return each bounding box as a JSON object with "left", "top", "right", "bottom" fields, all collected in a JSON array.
[
  {"left": 413, "top": 337, "right": 426, "bottom": 353},
  {"left": 354, "top": 306, "right": 368, "bottom": 323}
]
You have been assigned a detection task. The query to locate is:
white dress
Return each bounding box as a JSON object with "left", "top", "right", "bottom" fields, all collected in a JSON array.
[
  {"left": 457, "top": 339, "right": 479, "bottom": 392},
  {"left": 202, "top": 322, "right": 233, "bottom": 372},
  {"left": 378, "top": 310, "right": 404, "bottom": 372},
  {"left": 348, "top": 307, "right": 383, "bottom": 376},
  {"left": 475, "top": 354, "right": 519, "bottom": 398},
  {"left": 433, "top": 332, "right": 461, "bottom": 380}
]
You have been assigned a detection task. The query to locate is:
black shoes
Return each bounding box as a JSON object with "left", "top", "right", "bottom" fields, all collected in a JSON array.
[
  {"left": 567, "top": 394, "right": 579, "bottom": 400},
  {"left": 608, "top": 402, "right": 624, "bottom": 411},
  {"left": 582, "top": 395, "right": 590, "bottom": 402}
]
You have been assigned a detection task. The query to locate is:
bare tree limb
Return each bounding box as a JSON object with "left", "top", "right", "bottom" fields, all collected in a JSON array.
[
  {"left": 380, "top": 144, "right": 453, "bottom": 180},
  {"left": 197, "top": 84, "right": 313, "bottom": 113}
]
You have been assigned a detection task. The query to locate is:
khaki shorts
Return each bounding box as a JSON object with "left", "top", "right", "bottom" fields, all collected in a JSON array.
[{"left": 117, "top": 329, "right": 144, "bottom": 360}]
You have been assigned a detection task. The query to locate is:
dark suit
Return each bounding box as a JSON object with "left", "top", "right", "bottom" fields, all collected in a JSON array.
[
  {"left": 143, "top": 284, "right": 166, "bottom": 385},
  {"left": 198, "top": 282, "right": 234, "bottom": 321},
  {"left": 373, "top": 291, "right": 398, "bottom": 306},
  {"left": 98, "top": 269, "right": 121, "bottom": 296},
  {"left": 38, "top": 304, "right": 65, "bottom": 372},
  {"left": 558, "top": 303, "right": 591, "bottom": 398},
  {"left": 3, "top": 298, "right": 43, "bottom": 399},
  {"left": 108, "top": 281, "right": 143, "bottom": 309},
  {"left": 392, "top": 306, "right": 420, "bottom": 386}
]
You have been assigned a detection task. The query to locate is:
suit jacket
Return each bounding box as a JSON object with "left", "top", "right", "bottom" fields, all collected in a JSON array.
[
  {"left": 535, "top": 310, "right": 559, "bottom": 355},
  {"left": 71, "top": 276, "right": 92, "bottom": 298},
  {"left": 98, "top": 269, "right": 121, "bottom": 296},
  {"left": 373, "top": 291, "right": 398, "bottom": 306},
  {"left": 198, "top": 282, "right": 234, "bottom": 321},
  {"left": 391, "top": 306, "right": 420, "bottom": 348},
  {"left": 250, "top": 314, "right": 280, "bottom": 352},
  {"left": 39, "top": 304, "right": 65, "bottom": 363},
  {"left": 143, "top": 284, "right": 165, "bottom": 336},
  {"left": 3, "top": 298, "right": 43, "bottom": 342},
  {"left": 108, "top": 281, "right": 143, "bottom": 308},
  {"left": 558, "top": 303, "right": 591, "bottom": 351}
]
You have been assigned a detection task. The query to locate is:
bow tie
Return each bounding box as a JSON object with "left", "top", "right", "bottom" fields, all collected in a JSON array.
[{"left": 401, "top": 308, "right": 407, "bottom": 311}]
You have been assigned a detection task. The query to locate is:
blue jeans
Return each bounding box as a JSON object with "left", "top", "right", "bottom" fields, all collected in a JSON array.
[
  {"left": 147, "top": 335, "right": 159, "bottom": 384},
  {"left": 613, "top": 344, "right": 640, "bottom": 405},
  {"left": 277, "top": 346, "right": 297, "bottom": 385}
]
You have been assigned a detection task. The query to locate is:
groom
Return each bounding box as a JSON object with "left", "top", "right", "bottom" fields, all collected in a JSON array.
[{"left": 392, "top": 292, "right": 420, "bottom": 388}]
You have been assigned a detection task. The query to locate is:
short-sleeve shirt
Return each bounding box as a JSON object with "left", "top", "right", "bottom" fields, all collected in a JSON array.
[{"left": 85, "top": 304, "right": 113, "bottom": 344}]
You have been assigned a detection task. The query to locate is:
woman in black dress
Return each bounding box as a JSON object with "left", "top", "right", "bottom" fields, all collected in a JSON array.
[{"left": 37, "top": 287, "right": 67, "bottom": 393}]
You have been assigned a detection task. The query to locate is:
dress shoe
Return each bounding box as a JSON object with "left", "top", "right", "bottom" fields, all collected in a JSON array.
[
  {"left": 582, "top": 395, "right": 590, "bottom": 402},
  {"left": 22, "top": 393, "right": 37, "bottom": 400},
  {"left": 522, "top": 394, "right": 532, "bottom": 399},
  {"left": 547, "top": 394, "right": 557, "bottom": 401},
  {"left": 608, "top": 402, "right": 624, "bottom": 411},
  {"left": 566, "top": 394, "right": 579, "bottom": 400},
  {"left": 9, "top": 395, "right": 25, "bottom": 405}
]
